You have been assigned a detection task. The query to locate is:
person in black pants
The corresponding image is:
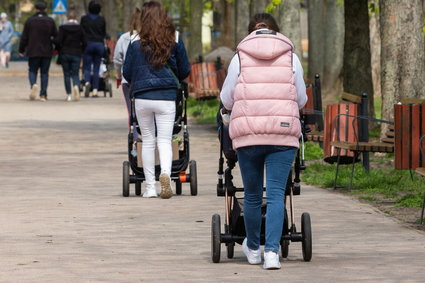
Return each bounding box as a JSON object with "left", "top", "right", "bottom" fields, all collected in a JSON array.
[
  {"left": 55, "top": 11, "right": 86, "bottom": 102},
  {"left": 18, "top": 1, "right": 57, "bottom": 102},
  {"left": 80, "top": 0, "right": 107, "bottom": 98}
]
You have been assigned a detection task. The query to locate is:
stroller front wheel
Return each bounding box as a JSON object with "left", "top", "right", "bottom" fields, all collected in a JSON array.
[
  {"left": 211, "top": 214, "right": 221, "bottom": 263},
  {"left": 301, "top": 212, "right": 312, "bottom": 262},
  {"left": 122, "top": 161, "right": 130, "bottom": 197}
]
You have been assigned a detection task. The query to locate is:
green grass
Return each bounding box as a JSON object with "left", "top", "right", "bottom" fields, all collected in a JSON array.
[
  {"left": 186, "top": 97, "right": 220, "bottom": 124},
  {"left": 301, "top": 155, "right": 425, "bottom": 208}
]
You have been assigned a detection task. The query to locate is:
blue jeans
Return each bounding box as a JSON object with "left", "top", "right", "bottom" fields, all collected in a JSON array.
[
  {"left": 28, "top": 57, "right": 52, "bottom": 97},
  {"left": 82, "top": 41, "right": 104, "bottom": 90},
  {"left": 61, "top": 54, "right": 81, "bottom": 94},
  {"left": 237, "top": 145, "right": 297, "bottom": 252}
]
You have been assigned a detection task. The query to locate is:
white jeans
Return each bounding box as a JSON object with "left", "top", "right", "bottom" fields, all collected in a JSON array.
[{"left": 135, "top": 99, "right": 176, "bottom": 189}]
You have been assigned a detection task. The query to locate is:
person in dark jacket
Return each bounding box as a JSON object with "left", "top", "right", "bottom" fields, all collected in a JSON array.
[
  {"left": 55, "top": 11, "right": 86, "bottom": 102},
  {"left": 80, "top": 0, "right": 106, "bottom": 98},
  {"left": 123, "top": 1, "right": 190, "bottom": 199},
  {"left": 19, "top": 1, "right": 57, "bottom": 101}
]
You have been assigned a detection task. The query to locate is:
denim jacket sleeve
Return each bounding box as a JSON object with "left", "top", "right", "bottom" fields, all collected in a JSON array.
[{"left": 175, "top": 35, "right": 190, "bottom": 81}]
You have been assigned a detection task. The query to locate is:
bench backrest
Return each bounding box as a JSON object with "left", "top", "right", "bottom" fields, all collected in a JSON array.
[
  {"left": 301, "top": 74, "right": 323, "bottom": 132},
  {"left": 323, "top": 103, "right": 360, "bottom": 164},
  {"left": 394, "top": 104, "right": 425, "bottom": 170},
  {"left": 186, "top": 62, "right": 220, "bottom": 99}
]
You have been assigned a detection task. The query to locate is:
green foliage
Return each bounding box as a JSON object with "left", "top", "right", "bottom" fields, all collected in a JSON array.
[
  {"left": 186, "top": 97, "right": 220, "bottom": 124},
  {"left": 302, "top": 160, "right": 425, "bottom": 208},
  {"left": 265, "top": 0, "right": 283, "bottom": 15},
  {"left": 369, "top": 1, "right": 380, "bottom": 16}
]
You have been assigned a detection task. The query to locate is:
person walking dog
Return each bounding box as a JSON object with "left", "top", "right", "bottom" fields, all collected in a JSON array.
[
  {"left": 123, "top": 1, "right": 190, "bottom": 199},
  {"left": 220, "top": 13, "right": 307, "bottom": 269}
]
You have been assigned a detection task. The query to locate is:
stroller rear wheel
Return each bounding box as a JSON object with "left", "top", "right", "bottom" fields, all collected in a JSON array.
[
  {"left": 175, "top": 180, "right": 182, "bottom": 195},
  {"left": 122, "top": 161, "right": 130, "bottom": 197},
  {"left": 301, "top": 212, "right": 312, "bottom": 262},
  {"left": 281, "top": 209, "right": 290, "bottom": 258},
  {"left": 135, "top": 181, "right": 142, "bottom": 196},
  {"left": 189, "top": 160, "right": 198, "bottom": 196},
  {"left": 211, "top": 214, "right": 221, "bottom": 263}
]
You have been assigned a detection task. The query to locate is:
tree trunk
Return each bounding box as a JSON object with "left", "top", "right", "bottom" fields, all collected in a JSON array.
[
  {"left": 343, "top": 0, "right": 374, "bottom": 118},
  {"left": 307, "top": 0, "right": 325, "bottom": 81},
  {"left": 188, "top": 0, "right": 203, "bottom": 61},
  {"left": 369, "top": 5, "right": 381, "bottom": 105},
  {"left": 251, "top": 0, "right": 269, "bottom": 14},
  {"left": 220, "top": 0, "right": 236, "bottom": 49},
  {"left": 278, "top": 0, "right": 302, "bottom": 59},
  {"left": 235, "top": 0, "right": 250, "bottom": 45},
  {"left": 99, "top": 0, "right": 118, "bottom": 40},
  {"left": 380, "top": 0, "right": 425, "bottom": 127},
  {"left": 322, "top": 0, "right": 344, "bottom": 97}
]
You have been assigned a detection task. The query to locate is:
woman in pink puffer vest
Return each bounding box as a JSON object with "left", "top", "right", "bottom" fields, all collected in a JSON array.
[{"left": 220, "top": 13, "right": 307, "bottom": 270}]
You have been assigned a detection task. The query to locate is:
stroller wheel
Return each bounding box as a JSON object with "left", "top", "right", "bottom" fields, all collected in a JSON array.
[
  {"left": 189, "top": 160, "right": 198, "bottom": 196},
  {"left": 122, "top": 161, "right": 130, "bottom": 197},
  {"left": 211, "top": 214, "right": 221, "bottom": 263},
  {"left": 135, "top": 181, "right": 142, "bottom": 196},
  {"left": 226, "top": 242, "right": 234, "bottom": 259},
  {"left": 301, "top": 212, "right": 312, "bottom": 262},
  {"left": 175, "top": 180, "right": 182, "bottom": 195},
  {"left": 281, "top": 209, "right": 290, "bottom": 258}
]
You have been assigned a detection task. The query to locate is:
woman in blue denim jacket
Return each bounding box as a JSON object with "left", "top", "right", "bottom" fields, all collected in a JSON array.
[{"left": 123, "top": 1, "right": 190, "bottom": 199}]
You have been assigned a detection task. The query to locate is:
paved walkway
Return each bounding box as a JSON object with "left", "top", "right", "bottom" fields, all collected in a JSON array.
[{"left": 0, "top": 62, "right": 424, "bottom": 282}]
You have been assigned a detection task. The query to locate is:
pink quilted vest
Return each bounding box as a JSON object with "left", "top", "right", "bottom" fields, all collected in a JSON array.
[{"left": 229, "top": 30, "right": 301, "bottom": 150}]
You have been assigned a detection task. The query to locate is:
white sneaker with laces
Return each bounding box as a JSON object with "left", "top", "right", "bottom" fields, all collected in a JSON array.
[
  {"left": 66, "top": 95, "right": 72, "bottom": 102},
  {"left": 263, "top": 251, "right": 281, "bottom": 270},
  {"left": 242, "top": 238, "right": 261, "bottom": 265},
  {"left": 143, "top": 187, "right": 158, "bottom": 198}
]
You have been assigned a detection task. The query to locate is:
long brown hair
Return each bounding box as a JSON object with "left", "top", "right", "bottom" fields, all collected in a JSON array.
[
  {"left": 129, "top": 8, "right": 141, "bottom": 35},
  {"left": 139, "top": 1, "right": 176, "bottom": 69}
]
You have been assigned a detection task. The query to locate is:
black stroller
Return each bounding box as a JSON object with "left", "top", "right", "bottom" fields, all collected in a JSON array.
[
  {"left": 122, "top": 81, "right": 197, "bottom": 197},
  {"left": 211, "top": 111, "right": 312, "bottom": 263}
]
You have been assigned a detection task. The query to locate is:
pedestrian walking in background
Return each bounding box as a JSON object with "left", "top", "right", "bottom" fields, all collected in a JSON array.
[
  {"left": 123, "top": 1, "right": 190, "bottom": 199},
  {"left": 18, "top": 1, "right": 57, "bottom": 102},
  {"left": 80, "top": 0, "right": 106, "bottom": 98},
  {"left": 0, "top": 12, "right": 14, "bottom": 69},
  {"left": 54, "top": 11, "right": 86, "bottom": 102},
  {"left": 220, "top": 13, "right": 307, "bottom": 269},
  {"left": 113, "top": 8, "right": 141, "bottom": 123}
]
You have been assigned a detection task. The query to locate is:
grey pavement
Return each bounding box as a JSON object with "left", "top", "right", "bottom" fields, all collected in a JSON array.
[{"left": 0, "top": 62, "right": 424, "bottom": 282}]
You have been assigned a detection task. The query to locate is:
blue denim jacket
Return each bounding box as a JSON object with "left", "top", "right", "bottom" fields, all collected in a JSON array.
[{"left": 123, "top": 33, "right": 190, "bottom": 101}]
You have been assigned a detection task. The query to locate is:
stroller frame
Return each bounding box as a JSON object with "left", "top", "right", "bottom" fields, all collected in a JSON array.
[
  {"left": 122, "top": 81, "right": 198, "bottom": 197},
  {"left": 211, "top": 119, "right": 312, "bottom": 263}
]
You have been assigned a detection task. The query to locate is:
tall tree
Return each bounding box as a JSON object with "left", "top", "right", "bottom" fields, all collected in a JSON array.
[
  {"left": 307, "top": 0, "right": 325, "bottom": 81},
  {"left": 235, "top": 0, "right": 250, "bottom": 44},
  {"left": 343, "top": 0, "right": 374, "bottom": 117},
  {"left": 188, "top": 0, "right": 203, "bottom": 61},
  {"left": 380, "top": 0, "right": 425, "bottom": 125},
  {"left": 278, "top": 0, "right": 302, "bottom": 59},
  {"left": 251, "top": 0, "right": 268, "bottom": 14},
  {"left": 322, "top": 0, "right": 344, "bottom": 95}
]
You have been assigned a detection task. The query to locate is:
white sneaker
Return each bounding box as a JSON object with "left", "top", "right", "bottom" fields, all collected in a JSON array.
[
  {"left": 84, "top": 82, "right": 91, "bottom": 97},
  {"left": 143, "top": 188, "right": 158, "bottom": 198},
  {"left": 66, "top": 95, "right": 72, "bottom": 102},
  {"left": 73, "top": 85, "right": 80, "bottom": 101},
  {"left": 263, "top": 251, "right": 281, "bottom": 270},
  {"left": 159, "top": 173, "right": 173, "bottom": 199},
  {"left": 29, "top": 84, "right": 38, "bottom": 100},
  {"left": 242, "top": 238, "right": 261, "bottom": 265}
]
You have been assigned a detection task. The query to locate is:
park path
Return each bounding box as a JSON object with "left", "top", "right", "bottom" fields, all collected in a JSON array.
[{"left": 0, "top": 62, "right": 424, "bottom": 282}]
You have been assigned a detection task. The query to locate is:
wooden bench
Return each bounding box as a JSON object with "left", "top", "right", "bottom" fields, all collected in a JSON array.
[
  {"left": 302, "top": 74, "right": 324, "bottom": 144},
  {"left": 187, "top": 62, "right": 221, "bottom": 99},
  {"left": 333, "top": 103, "right": 425, "bottom": 189}
]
